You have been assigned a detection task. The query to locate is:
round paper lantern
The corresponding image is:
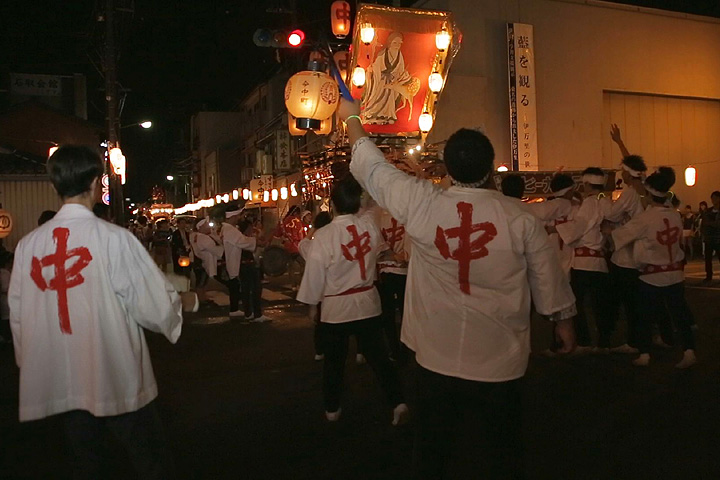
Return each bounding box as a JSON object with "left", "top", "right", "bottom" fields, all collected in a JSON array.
[
  {"left": 360, "top": 23, "right": 375, "bottom": 45},
  {"left": 685, "top": 166, "right": 696, "bottom": 187},
  {"left": 352, "top": 66, "right": 366, "bottom": 87},
  {"left": 333, "top": 50, "right": 350, "bottom": 82},
  {"left": 418, "top": 112, "right": 433, "bottom": 133},
  {"left": 436, "top": 28, "right": 451, "bottom": 51},
  {"left": 428, "top": 72, "right": 444, "bottom": 93},
  {"left": 178, "top": 256, "right": 191, "bottom": 268},
  {"left": 331, "top": 1, "right": 351, "bottom": 39},
  {"left": 497, "top": 165, "right": 509, "bottom": 172},
  {"left": 285, "top": 65, "right": 339, "bottom": 130},
  {"left": 0, "top": 209, "right": 13, "bottom": 239}
]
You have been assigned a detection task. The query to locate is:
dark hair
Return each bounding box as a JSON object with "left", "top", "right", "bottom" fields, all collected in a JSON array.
[
  {"left": 700, "top": 201, "right": 708, "bottom": 208},
  {"left": 137, "top": 215, "right": 148, "bottom": 226},
  {"left": 550, "top": 173, "right": 574, "bottom": 193},
  {"left": 645, "top": 167, "right": 675, "bottom": 203},
  {"left": 711, "top": 191, "right": 720, "bottom": 199},
  {"left": 286, "top": 205, "right": 301, "bottom": 218},
  {"left": 671, "top": 195, "right": 680, "bottom": 207},
  {"left": 313, "top": 212, "right": 333, "bottom": 230},
  {"left": 622, "top": 154, "right": 647, "bottom": 173},
  {"left": 331, "top": 175, "right": 363, "bottom": 215},
  {"left": 46, "top": 145, "right": 104, "bottom": 198},
  {"left": 37, "top": 210, "right": 57, "bottom": 226},
  {"left": 443, "top": 129, "right": 495, "bottom": 184},
  {"left": 501, "top": 175, "right": 525, "bottom": 199},
  {"left": 92, "top": 202, "right": 110, "bottom": 220},
  {"left": 582, "top": 167, "right": 605, "bottom": 190},
  {"left": 0, "top": 251, "right": 13, "bottom": 269},
  {"left": 685, "top": 205, "right": 691, "bottom": 209}
]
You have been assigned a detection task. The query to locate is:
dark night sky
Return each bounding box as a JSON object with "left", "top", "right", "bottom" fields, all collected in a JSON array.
[{"left": 1, "top": 0, "right": 718, "bottom": 202}]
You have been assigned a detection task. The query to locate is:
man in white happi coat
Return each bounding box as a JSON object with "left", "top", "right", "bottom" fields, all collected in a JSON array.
[
  {"left": 339, "top": 99, "right": 576, "bottom": 479},
  {"left": 190, "top": 218, "right": 225, "bottom": 303},
  {"left": 214, "top": 209, "right": 256, "bottom": 318},
  {"left": 9, "top": 145, "right": 182, "bottom": 478}
]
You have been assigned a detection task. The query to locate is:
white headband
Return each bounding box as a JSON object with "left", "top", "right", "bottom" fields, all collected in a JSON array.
[
  {"left": 552, "top": 185, "right": 574, "bottom": 197},
  {"left": 582, "top": 173, "right": 605, "bottom": 186},
  {"left": 225, "top": 209, "right": 244, "bottom": 219},
  {"left": 621, "top": 163, "right": 644, "bottom": 179},
  {"left": 451, "top": 170, "right": 492, "bottom": 189},
  {"left": 644, "top": 183, "right": 667, "bottom": 198},
  {"left": 196, "top": 218, "right": 208, "bottom": 228}
]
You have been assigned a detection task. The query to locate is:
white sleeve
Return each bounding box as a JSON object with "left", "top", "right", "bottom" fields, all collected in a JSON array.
[
  {"left": 555, "top": 199, "right": 594, "bottom": 246},
  {"left": 225, "top": 227, "right": 257, "bottom": 252},
  {"left": 8, "top": 243, "right": 23, "bottom": 367},
  {"left": 520, "top": 215, "right": 577, "bottom": 319},
  {"left": 296, "top": 237, "right": 327, "bottom": 306},
  {"left": 298, "top": 237, "right": 311, "bottom": 260},
  {"left": 611, "top": 214, "right": 648, "bottom": 252},
  {"left": 527, "top": 200, "right": 562, "bottom": 222},
  {"left": 111, "top": 231, "right": 183, "bottom": 343},
  {"left": 605, "top": 189, "right": 636, "bottom": 223},
  {"left": 349, "top": 137, "right": 437, "bottom": 231}
]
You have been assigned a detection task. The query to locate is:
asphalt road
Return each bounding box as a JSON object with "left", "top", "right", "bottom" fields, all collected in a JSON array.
[{"left": 1, "top": 262, "right": 720, "bottom": 479}]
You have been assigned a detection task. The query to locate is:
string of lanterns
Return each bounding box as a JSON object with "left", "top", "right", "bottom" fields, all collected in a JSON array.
[{"left": 172, "top": 182, "right": 302, "bottom": 216}]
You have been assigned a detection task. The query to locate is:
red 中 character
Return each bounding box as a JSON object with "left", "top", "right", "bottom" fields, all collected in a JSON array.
[
  {"left": 656, "top": 217, "right": 680, "bottom": 263},
  {"left": 341, "top": 225, "right": 372, "bottom": 280},
  {"left": 382, "top": 217, "right": 405, "bottom": 251}
]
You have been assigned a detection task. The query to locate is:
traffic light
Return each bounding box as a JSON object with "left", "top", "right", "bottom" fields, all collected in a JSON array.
[{"left": 253, "top": 29, "right": 306, "bottom": 48}]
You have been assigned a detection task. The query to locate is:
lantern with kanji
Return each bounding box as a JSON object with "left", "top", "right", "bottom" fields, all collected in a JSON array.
[
  {"left": 333, "top": 50, "right": 350, "bottom": 82},
  {"left": 331, "top": 1, "right": 351, "bottom": 39},
  {"left": 285, "top": 61, "right": 339, "bottom": 130},
  {"left": 0, "top": 209, "right": 13, "bottom": 239}
]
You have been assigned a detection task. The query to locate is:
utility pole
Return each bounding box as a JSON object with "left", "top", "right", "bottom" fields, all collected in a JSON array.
[{"left": 104, "top": 0, "right": 124, "bottom": 224}]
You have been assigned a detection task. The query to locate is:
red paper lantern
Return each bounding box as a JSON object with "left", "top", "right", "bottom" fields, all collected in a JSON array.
[{"left": 331, "top": 1, "right": 351, "bottom": 39}]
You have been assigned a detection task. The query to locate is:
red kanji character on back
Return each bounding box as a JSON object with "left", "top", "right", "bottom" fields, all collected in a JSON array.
[
  {"left": 382, "top": 217, "right": 405, "bottom": 251},
  {"left": 656, "top": 217, "right": 680, "bottom": 263},
  {"left": 435, "top": 202, "right": 497, "bottom": 294},
  {"left": 30, "top": 227, "right": 92, "bottom": 335},
  {"left": 341, "top": 225, "right": 372, "bottom": 280}
]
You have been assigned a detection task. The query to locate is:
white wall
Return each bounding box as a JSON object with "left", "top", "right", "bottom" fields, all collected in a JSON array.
[{"left": 420, "top": 0, "right": 720, "bottom": 204}]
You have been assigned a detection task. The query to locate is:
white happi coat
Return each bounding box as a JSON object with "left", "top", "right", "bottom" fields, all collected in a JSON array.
[
  {"left": 297, "top": 213, "right": 383, "bottom": 324},
  {"left": 221, "top": 222, "right": 257, "bottom": 279},
  {"left": 190, "top": 231, "right": 224, "bottom": 277},
  {"left": 527, "top": 198, "right": 575, "bottom": 277},
  {"left": 350, "top": 138, "right": 575, "bottom": 382},
  {"left": 9, "top": 204, "right": 182, "bottom": 422},
  {"left": 605, "top": 187, "right": 645, "bottom": 269},
  {"left": 555, "top": 194, "right": 610, "bottom": 273},
  {"left": 612, "top": 205, "right": 685, "bottom": 287},
  {"left": 376, "top": 208, "right": 410, "bottom": 276}
]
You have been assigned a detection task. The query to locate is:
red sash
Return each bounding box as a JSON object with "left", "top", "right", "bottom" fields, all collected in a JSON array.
[
  {"left": 640, "top": 261, "right": 684, "bottom": 276},
  {"left": 325, "top": 285, "right": 375, "bottom": 298},
  {"left": 574, "top": 247, "right": 604, "bottom": 258}
]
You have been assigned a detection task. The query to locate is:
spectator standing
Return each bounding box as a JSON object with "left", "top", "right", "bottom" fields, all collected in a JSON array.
[
  {"left": 237, "top": 220, "right": 270, "bottom": 323},
  {"left": 217, "top": 209, "right": 256, "bottom": 318},
  {"left": 701, "top": 191, "right": 720, "bottom": 285}
]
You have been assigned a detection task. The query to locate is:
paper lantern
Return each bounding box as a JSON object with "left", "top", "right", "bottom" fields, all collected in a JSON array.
[
  {"left": 497, "top": 165, "right": 509, "bottom": 172},
  {"left": 109, "top": 147, "right": 127, "bottom": 184},
  {"left": 271, "top": 189, "right": 279, "bottom": 201},
  {"left": 222, "top": 193, "right": 230, "bottom": 203},
  {"left": 0, "top": 209, "right": 13, "bottom": 239},
  {"left": 418, "top": 112, "right": 433, "bottom": 133},
  {"left": 288, "top": 113, "right": 305, "bottom": 136},
  {"left": 331, "top": 1, "right": 351, "bottom": 39},
  {"left": 290, "top": 184, "right": 298, "bottom": 197},
  {"left": 263, "top": 191, "right": 270, "bottom": 203},
  {"left": 48, "top": 146, "right": 58, "bottom": 158},
  {"left": 333, "top": 50, "right": 350, "bottom": 82},
  {"left": 280, "top": 187, "right": 288, "bottom": 200},
  {"left": 428, "top": 72, "right": 444, "bottom": 93},
  {"left": 233, "top": 189, "right": 239, "bottom": 200},
  {"left": 360, "top": 23, "right": 375, "bottom": 45},
  {"left": 215, "top": 195, "right": 222, "bottom": 203},
  {"left": 285, "top": 66, "right": 339, "bottom": 130},
  {"left": 351, "top": 66, "right": 366, "bottom": 87},
  {"left": 178, "top": 256, "right": 191, "bottom": 268},
  {"left": 685, "top": 166, "right": 696, "bottom": 187},
  {"left": 436, "top": 28, "right": 450, "bottom": 51}
]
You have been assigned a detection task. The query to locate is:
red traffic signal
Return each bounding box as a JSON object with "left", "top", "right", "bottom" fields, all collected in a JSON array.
[
  {"left": 253, "top": 28, "right": 306, "bottom": 48},
  {"left": 288, "top": 29, "right": 305, "bottom": 47}
]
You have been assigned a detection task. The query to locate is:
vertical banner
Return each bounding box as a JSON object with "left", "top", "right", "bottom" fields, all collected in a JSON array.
[
  {"left": 507, "top": 23, "right": 538, "bottom": 171},
  {"left": 275, "top": 129, "right": 291, "bottom": 172}
]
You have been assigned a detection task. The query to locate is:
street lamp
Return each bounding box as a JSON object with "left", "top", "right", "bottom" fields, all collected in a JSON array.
[
  {"left": 121, "top": 120, "right": 153, "bottom": 129},
  {"left": 166, "top": 175, "right": 175, "bottom": 181}
]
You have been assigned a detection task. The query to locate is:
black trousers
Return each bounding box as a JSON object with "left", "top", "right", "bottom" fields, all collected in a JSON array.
[
  {"left": 609, "top": 263, "right": 641, "bottom": 347},
  {"left": 240, "top": 264, "right": 262, "bottom": 318},
  {"left": 570, "top": 268, "right": 614, "bottom": 347},
  {"left": 637, "top": 281, "right": 696, "bottom": 354},
  {"left": 227, "top": 276, "right": 241, "bottom": 312},
  {"left": 378, "top": 272, "right": 406, "bottom": 358},
  {"left": 322, "top": 316, "right": 404, "bottom": 413},
  {"left": 413, "top": 366, "right": 525, "bottom": 480},
  {"left": 62, "top": 400, "right": 173, "bottom": 480},
  {"left": 704, "top": 242, "right": 720, "bottom": 279}
]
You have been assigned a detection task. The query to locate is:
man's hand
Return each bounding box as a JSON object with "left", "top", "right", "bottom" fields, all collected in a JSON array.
[
  {"left": 338, "top": 97, "right": 361, "bottom": 122},
  {"left": 308, "top": 304, "right": 319, "bottom": 324},
  {"left": 610, "top": 123, "right": 622, "bottom": 144},
  {"left": 554, "top": 318, "right": 576, "bottom": 354}
]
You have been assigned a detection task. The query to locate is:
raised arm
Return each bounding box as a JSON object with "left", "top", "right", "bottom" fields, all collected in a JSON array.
[{"left": 610, "top": 124, "right": 631, "bottom": 159}]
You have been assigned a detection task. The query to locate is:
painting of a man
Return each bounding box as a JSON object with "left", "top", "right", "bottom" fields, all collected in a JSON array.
[{"left": 361, "top": 32, "right": 420, "bottom": 125}]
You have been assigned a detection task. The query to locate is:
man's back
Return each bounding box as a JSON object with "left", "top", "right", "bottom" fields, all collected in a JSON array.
[{"left": 10, "top": 203, "right": 182, "bottom": 421}]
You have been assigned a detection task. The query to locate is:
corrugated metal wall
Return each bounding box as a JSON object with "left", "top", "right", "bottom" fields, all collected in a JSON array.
[{"left": 0, "top": 178, "right": 63, "bottom": 251}]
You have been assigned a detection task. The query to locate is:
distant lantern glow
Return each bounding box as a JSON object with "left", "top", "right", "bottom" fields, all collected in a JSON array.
[
  {"left": 178, "top": 256, "right": 191, "bottom": 267},
  {"left": 216, "top": 195, "right": 222, "bottom": 203},
  {"left": 233, "top": 189, "right": 239, "bottom": 200},
  {"left": 109, "top": 147, "right": 127, "bottom": 184},
  {"left": 418, "top": 112, "right": 433, "bottom": 133},
  {"left": 436, "top": 28, "right": 451, "bottom": 51},
  {"left": 428, "top": 72, "right": 444, "bottom": 93},
  {"left": 140, "top": 121, "right": 152, "bottom": 129},
  {"left": 243, "top": 189, "right": 251, "bottom": 200},
  {"left": 290, "top": 184, "right": 298, "bottom": 197},
  {"left": 263, "top": 191, "right": 270, "bottom": 203},
  {"left": 222, "top": 193, "right": 230, "bottom": 203},
  {"left": 271, "top": 189, "right": 279, "bottom": 201},
  {"left": 685, "top": 166, "right": 697, "bottom": 187},
  {"left": 360, "top": 23, "right": 375, "bottom": 44},
  {"left": 497, "top": 164, "right": 509, "bottom": 172},
  {"left": 48, "top": 146, "right": 59, "bottom": 158},
  {"left": 351, "top": 66, "right": 366, "bottom": 87},
  {"left": 280, "top": 187, "right": 288, "bottom": 200},
  {"left": 166, "top": 175, "right": 174, "bottom": 181}
]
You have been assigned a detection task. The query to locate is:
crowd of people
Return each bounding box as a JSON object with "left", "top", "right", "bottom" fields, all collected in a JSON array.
[{"left": 3, "top": 103, "right": 720, "bottom": 479}]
